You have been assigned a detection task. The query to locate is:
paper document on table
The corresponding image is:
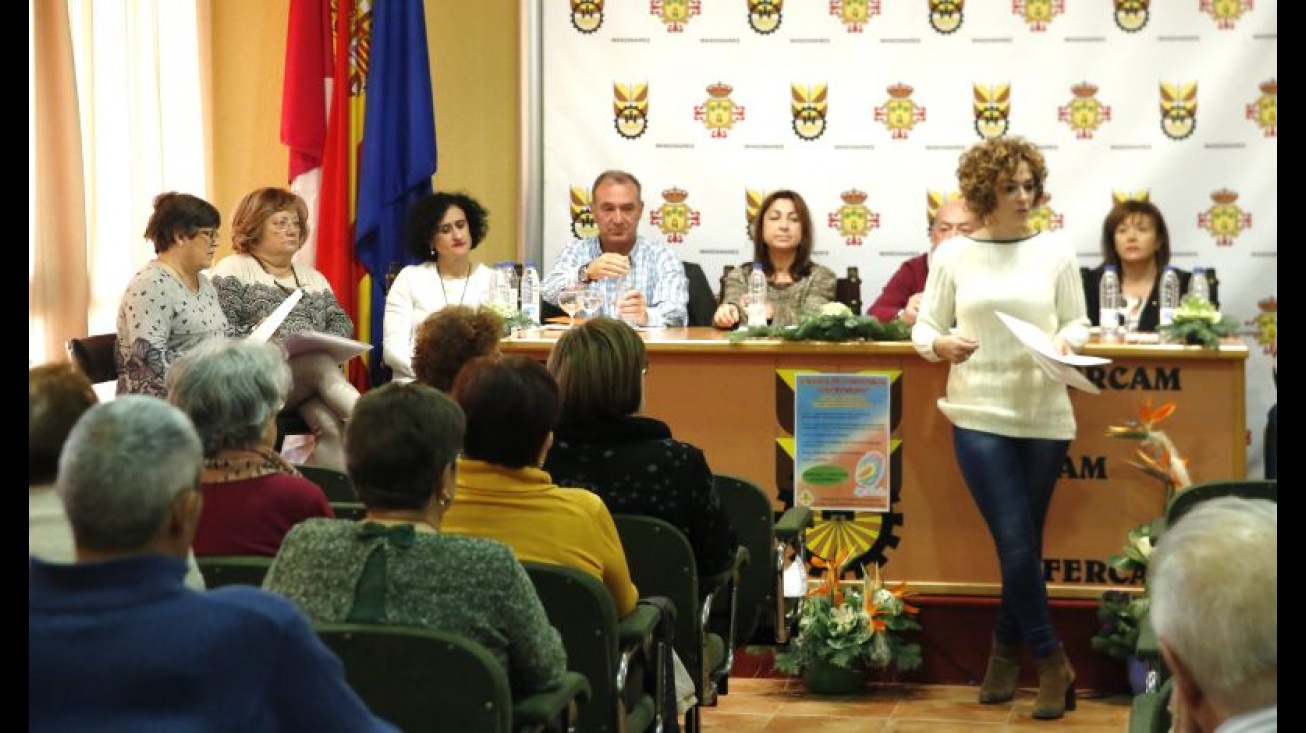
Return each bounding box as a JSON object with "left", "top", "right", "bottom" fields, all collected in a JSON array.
[
  {"left": 246, "top": 289, "right": 303, "bottom": 344},
  {"left": 282, "top": 331, "right": 372, "bottom": 364},
  {"left": 995, "top": 311, "right": 1108, "bottom": 394}
]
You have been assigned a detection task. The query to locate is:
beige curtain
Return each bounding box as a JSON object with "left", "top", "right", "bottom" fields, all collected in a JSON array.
[
  {"left": 30, "top": 0, "right": 88, "bottom": 365},
  {"left": 28, "top": 0, "right": 211, "bottom": 366}
]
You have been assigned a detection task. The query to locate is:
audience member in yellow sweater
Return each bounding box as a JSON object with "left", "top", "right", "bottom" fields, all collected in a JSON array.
[{"left": 442, "top": 354, "right": 640, "bottom": 617}]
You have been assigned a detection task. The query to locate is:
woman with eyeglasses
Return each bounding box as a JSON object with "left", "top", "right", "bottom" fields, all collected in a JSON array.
[
  {"left": 116, "top": 191, "right": 233, "bottom": 398},
  {"left": 211, "top": 187, "right": 360, "bottom": 470}
]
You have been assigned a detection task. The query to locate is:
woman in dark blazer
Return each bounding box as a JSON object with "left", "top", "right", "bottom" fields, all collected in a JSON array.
[
  {"left": 544, "top": 317, "right": 738, "bottom": 588},
  {"left": 1083, "top": 199, "right": 1204, "bottom": 333}
]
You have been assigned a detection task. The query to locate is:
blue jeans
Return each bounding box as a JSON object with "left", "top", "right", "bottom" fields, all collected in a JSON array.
[{"left": 952, "top": 426, "right": 1069, "bottom": 658}]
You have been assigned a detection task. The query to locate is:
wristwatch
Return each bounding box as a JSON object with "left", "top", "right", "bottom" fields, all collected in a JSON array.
[{"left": 578, "top": 263, "right": 593, "bottom": 283}]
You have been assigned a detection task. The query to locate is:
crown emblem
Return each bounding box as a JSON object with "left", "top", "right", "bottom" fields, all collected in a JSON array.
[
  {"left": 1259, "top": 79, "right": 1278, "bottom": 95},
  {"left": 841, "top": 189, "right": 868, "bottom": 205},
  {"left": 1112, "top": 189, "right": 1150, "bottom": 205},
  {"left": 661, "top": 187, "right": 688, "bottom": 203},
  {"left": 1258, "top": 296, "right": 1278, "bottom": 313},
  {"left": 706, "top": 82, "right": 733, "bottom": 98},
  {"left": 1210, "top": 188, "right": 1239, "bottom": 205},
  {"left": 1071, "top": 81, "right": 1099, "bottom": 98},
  {"left": 887, "top": 82, "right": 914, "bottom": 99}
]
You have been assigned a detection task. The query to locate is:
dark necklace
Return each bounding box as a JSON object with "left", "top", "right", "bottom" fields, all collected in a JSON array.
[
  {"left": 252, "top": 255, "right": 302, "bottom": 294},
  {"left": 438, "top": 260, "right": 472, "bottom": 306}
]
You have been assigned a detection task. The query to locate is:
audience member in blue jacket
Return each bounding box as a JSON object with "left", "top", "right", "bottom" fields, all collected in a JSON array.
[{"left": 28, "top": 395, "right": 397, "bottom": 733}]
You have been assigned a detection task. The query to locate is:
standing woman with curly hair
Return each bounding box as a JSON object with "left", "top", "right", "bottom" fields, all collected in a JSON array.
[
  {"left": 383, "top": 192, "right": 496, "bottom": 382},
  {"left": 911, "top": 136, "right": 1089, "bottom": 720}
]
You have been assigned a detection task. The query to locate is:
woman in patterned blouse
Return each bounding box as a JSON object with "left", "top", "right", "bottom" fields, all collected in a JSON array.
[
  {"left": 115, "top": 192, "right": 231, "bottom": 398},
  {"left": 211, "top": 187, "right": 360, "bottom": 470},
  {"left": 713, "top": 189, "right": 837, "bottom": 329}
]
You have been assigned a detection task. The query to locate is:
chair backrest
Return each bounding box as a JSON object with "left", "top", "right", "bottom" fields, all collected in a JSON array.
[
  {"left": 1166, "top": 479, "right": 1276, "bottom": 527},
  {"left": 713, "top": 474, "right": 775, "bottom": 646},
  {"left": 835, "top": 269, "right": 862, "bottom": 314},
  {"left": 316, "top": 622, "right": 513, "bottom": 733},
  {"left": 195, "top": 555, "right": 274, "bottom": 589},
  {"left": 524, "top": 562, "right": 655, "bottom": 733},
  {"left": 683, "top": 261, "right": 718, "bottom": 327},
  {"left": 296, "top": 464, "right": 359, "bottom": 503},
  {"left": 613, "top": 513, "right": 720, "bottom": 710},
  {"left": 66, "top": 334, "right": 118, "bottom": 386}
]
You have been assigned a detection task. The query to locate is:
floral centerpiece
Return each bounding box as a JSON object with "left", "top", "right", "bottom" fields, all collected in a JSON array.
[
  {"left": 480, "top": 302, "right": 538, "bottom": 335},
  {"left": 727, "top": 302, "right": 912, "bottom": 344},
  {"left": 1091, "top": 398, "right": 1189, "bottom": 664},
  {"left": 1158, "top": 294, "right": 1240, "bottom": 348},
  {"left": 773, "top": 551, "right": 923, "bottom": 691}
]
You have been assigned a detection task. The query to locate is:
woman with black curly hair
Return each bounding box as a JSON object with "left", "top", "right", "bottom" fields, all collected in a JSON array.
[{"left": 383, "top": 192, "right": 496, "bottom": 382}]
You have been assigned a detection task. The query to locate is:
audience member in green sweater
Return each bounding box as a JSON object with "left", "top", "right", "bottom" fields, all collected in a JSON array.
[{"left": 263, "top": 381, "right": 566, "bottom": 695}]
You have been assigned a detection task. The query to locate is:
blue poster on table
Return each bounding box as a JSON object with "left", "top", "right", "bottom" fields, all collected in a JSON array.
[{"left": 794, "top": 372, "right": 892, "bottom": 512}]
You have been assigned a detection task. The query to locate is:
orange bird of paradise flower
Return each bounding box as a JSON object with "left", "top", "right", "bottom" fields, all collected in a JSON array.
[
  {"left": 862, "top": 563, "right": 921, "bottom": 631},
  {"left": 1106, "top": 395, "right": 1177, "bottom": 439},
  {"left": 808, "top": 549, "right": 853, "bottom": 605}
]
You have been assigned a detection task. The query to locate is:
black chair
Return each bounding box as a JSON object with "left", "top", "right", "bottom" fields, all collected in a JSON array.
[
  {"left": 66, "top": 333, "right": 118, "bottom": 386},
  {"left": 296, "top": 464, "right": 358, "bottom": 503},
  {"left": 524, "top": 562, "right": 670, "bottom": 733},
  {"left": 196, "top": 555, "right": 274, "bottom": 588},
  {"left": 613, "top": 514, "right": 745, "bottom": 732},
  {"left": 712, "top": 474, "right": 813, "bottom": 646},
  {"left": 293, "top": 464, "right": 367, "bottom": 519},
  {"left": 316, "top": 622, "right": 590, "bottom": 733},
  {"left": 683, "top": 261, "right": 717, "bottom": 327}
]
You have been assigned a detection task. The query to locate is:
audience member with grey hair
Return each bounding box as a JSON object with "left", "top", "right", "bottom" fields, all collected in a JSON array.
[
  {"left": 166, "top": 337, "right": 333, "bottom": 557},
  {"left": 1150, "top": 496, "right": 1276, "bottom": 733},
  {"left": 27, "top": 364, "right": 208, "bottom": 588},
  {"left": 30, "top": 396, "right": 397, "bottom": 732}
]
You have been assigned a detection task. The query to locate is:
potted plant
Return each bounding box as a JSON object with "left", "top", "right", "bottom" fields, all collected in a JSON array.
[
  {"left": 1157, "top": 294, "right": 1240, "bottom": 348},
  {"left": 772, "top": 550, "right": 923, "bottom": 694},
  {"left": 1094, "top": 397, "right": 1189, "bottom": 692},
  {"left": 1090, "top": 589, "right": 1152, "bottom": 693}
]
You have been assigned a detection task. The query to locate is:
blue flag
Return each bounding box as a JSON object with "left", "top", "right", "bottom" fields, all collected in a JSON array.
[{"left": 355, "top": 0, "right": 437, "bottom": 387}]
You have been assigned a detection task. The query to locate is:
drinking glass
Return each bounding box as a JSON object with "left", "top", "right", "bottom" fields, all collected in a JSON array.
[
  {"left": 558, "top": 284, "right": 582, "bottom": 327},
  {"left": 580, "top": 286, "right": 605, "bottom": 319}
]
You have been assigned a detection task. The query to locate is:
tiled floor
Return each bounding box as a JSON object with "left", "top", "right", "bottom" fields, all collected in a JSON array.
[{"left": 699, "top": 676, "right": 1132, "bottom": 732}]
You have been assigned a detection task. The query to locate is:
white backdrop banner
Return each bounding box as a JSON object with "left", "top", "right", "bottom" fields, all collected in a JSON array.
[{"left": 531, "top": 2, "right": 1277, "bottom": 477}]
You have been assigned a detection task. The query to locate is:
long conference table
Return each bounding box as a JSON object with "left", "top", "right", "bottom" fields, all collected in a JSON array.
[{"left": 503, "top": 327, "right": 1248, "bottom": 599}]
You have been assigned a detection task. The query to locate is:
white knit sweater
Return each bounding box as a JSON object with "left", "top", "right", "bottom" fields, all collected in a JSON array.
[{"left": 911, "top": 230, "right": 1089, "bottom": 440}]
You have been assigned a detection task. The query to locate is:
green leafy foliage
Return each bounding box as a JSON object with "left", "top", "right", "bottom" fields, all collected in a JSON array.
[
  {"left": 727, "top": 303, "right": 912, "bottom": 344},
  {"left": 1090, "top": 590, "right": 1151, "bottom": 661},
  {"left": 772, "top": 585, "right": 923, "bottom": 676},
  {"left": 1158, "top": 295, "right": 1241, "bottom": 348}
]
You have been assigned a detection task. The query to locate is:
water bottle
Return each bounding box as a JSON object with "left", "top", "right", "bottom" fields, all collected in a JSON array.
[
  {"left": 520, "top": 263, "right": 541, "bottom": 326},
  {"left": 746, "top": 262, "right": 768, "bottom": 327},
  {"left": 1188, "top": 266, "right": 1210, "bottom": 304},
  {"left": 1099, "top": 264, "right": 1123, "bottom": 342},
  {"left": 1158, "top": 265, "right": 1182, "bottom": 328},
  {"left": 497, "top": 262, "right": 519, "bottom": 311}
]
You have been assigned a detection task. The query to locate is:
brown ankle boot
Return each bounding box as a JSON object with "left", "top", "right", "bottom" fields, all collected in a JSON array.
[
  {"left": 977, "top": 636, "right": 1021, "bottom": 704},
  {"left": 1032, "top": 647, "right": 1076, "bottom": 719}
]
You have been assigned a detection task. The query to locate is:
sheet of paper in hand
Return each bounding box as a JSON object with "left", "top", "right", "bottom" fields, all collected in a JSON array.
[
  {"left": 245, "top": 288, "right": 370, "bottom": 364},
  {"left": 994, "top": 311, "right": 1109, "bottom": 394}
]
